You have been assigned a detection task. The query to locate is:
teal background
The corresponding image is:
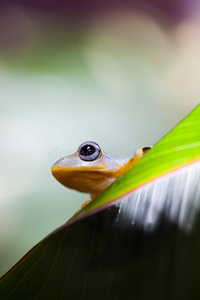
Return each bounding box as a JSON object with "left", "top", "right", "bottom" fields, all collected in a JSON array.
[{"left": 0, "top": 1, "right": 200, "bottom": 276}]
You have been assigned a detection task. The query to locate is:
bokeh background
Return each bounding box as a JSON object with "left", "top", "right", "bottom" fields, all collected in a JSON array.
[{"left": 0, "top": 0, "right": 200, "bottom": 276}]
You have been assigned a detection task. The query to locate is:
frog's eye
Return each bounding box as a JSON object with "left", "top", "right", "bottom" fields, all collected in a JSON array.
[{"left": 78, "top": 141, "right": 101, "bottom": 161}]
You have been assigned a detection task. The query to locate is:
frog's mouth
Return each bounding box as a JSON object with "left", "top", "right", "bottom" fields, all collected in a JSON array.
[
  {"left": 51, "top": 164, "right": 121, "bottom": 196},
  {"left": 51, "top": 162, "right": 121, "bottom": 180}
]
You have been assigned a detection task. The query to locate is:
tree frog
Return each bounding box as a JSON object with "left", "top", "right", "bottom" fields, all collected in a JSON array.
[{"left": 51, "top": 141, "right": 152, "bottom": 214}]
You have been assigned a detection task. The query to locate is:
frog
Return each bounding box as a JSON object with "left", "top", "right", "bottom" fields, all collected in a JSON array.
[{"left": 51, "top": 141, "right": 152, "bottom": 214}]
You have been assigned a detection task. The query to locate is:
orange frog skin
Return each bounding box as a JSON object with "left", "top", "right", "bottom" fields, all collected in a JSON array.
[{"left": 51, "top": 141, "right": 152, "bottom": 213}]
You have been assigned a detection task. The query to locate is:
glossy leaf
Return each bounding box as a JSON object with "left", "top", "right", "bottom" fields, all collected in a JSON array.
[{"left": 1, "top": 105, "right": 200, "bottom": 300}]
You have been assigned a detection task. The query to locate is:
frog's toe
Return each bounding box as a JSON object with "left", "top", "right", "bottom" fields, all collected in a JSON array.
[
  {"left": 73, "top": 209, "right": 81, "bottom": 216},
  {"left": 141, "top": 146, "right": 152, "bottom": 154},
  {"left": 81, "top": 200, "right": 92, "bottom": 209},
  {"left": 73, "top": 200, "right": 92, "bottom": 216}
]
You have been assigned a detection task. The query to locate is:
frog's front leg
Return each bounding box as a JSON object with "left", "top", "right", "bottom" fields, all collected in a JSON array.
[{"left": 120, "top": 146, "right": 152, "bottom": 175}]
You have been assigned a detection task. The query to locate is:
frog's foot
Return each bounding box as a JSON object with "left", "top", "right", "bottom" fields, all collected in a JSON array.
[
  {"left": 73, "top": 200, "right": 92, "bottom": 216},
  {"left": 81, "top": 200, "right": 92, "bottom": 209},
  {"left": 120, "top": 146, "right": 152, "bottom": 175}
]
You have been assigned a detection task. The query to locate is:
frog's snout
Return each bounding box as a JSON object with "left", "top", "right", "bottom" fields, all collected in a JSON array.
[
  {"left": 51, "top": 163, "right": 58, "bottom": 177},
  {"left": 51, "top": 157, "right": 65, "bottom": 178}
]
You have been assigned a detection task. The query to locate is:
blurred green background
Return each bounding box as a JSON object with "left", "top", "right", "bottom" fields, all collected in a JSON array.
[{"left": 0, "top": 0, "right": 200, "bottom": 276}]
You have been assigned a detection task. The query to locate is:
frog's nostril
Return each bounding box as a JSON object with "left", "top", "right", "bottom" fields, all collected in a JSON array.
[{"left": 58, "top": 157, "right": 65, "bottom": 163}]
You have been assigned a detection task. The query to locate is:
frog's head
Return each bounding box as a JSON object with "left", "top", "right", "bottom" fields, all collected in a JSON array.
[{"left": 51, "top": 141, "right": 129, "bottom": 199}]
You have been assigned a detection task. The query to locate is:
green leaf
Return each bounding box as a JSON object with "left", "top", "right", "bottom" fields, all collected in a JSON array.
[{"left": 1, "top": 105, "right": 200, "bottom": 300}]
